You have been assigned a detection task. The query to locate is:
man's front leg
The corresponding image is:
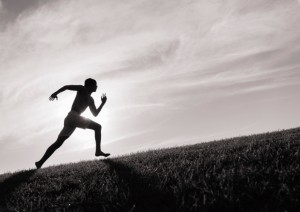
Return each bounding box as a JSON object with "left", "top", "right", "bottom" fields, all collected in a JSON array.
[
  {"left": 94, "top": 126, "right": 110, "bottom": 157},
  {"left": 88, "top": 122, "right": 110, "bottom": 157}
]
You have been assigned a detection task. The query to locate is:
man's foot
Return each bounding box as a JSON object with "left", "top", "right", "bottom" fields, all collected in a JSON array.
[
  {"left": 95, "top": 151, "right": 110, "bottom": 157},
  {"left": 35, "top": 161, "right": 42, "bottom": 169}
]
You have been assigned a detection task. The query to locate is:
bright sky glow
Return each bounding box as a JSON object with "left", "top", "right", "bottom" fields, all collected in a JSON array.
[{"left": 1, "top": 0, "right": 300, "bottom": 174}]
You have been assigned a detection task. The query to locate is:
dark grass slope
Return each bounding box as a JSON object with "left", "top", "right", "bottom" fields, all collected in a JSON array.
[{"left": 0, "top": 127, "right": 300, "bottom": 211}]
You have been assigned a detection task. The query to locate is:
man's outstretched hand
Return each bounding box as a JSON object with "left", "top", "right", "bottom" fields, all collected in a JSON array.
[
  {"left": 49, "top": 93, "right": 58, "bottom": 101},
  {"left": 101, "top": 93, "right": 107, "bottom": 104}
]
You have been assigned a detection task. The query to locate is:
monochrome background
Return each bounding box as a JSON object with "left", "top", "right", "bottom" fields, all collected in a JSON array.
[{"left": 1, "top": 0, "right": 300, "bottom": 174}]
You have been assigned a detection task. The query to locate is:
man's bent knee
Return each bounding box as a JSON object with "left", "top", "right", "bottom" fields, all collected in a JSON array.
[
  {"left": 94, "top": 123, "right": 101, "bottom": 131},
  {"left": 88, "top": 122, "right": 101, "bottom": 131}
]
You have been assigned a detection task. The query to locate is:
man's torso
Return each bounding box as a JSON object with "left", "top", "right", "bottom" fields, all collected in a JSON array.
[{"left": 71, "top": 88, "right": 93, "bottom": 114}]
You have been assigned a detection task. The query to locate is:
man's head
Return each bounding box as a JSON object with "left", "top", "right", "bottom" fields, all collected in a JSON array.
[{"left": 84, "top": 78, "right": 97, "bottom": 92}]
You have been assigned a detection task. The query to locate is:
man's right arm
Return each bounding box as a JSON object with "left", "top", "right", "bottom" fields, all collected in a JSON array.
[{"left": 49, "top": 85, "right": 84, "bottom": 101}]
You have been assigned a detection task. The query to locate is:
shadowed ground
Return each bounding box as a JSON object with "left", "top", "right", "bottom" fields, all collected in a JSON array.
[
  {"left": 0, "top": 170, "right": 36, "bottom": 209},
  {"left": 0, "top": 127, "right": 300, "bottom": 211},
  {"left": 103, "top": 159, "right": 176, "bottom": 211}
]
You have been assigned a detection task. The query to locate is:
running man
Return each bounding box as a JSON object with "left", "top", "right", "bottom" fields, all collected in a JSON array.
[{"left": 35, "top": 78, "right": 110, "bottom": 169}]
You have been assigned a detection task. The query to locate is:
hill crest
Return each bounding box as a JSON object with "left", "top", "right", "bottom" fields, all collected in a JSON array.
[{"left": 1, "top": 127, "right": 300, "bottom": 211}]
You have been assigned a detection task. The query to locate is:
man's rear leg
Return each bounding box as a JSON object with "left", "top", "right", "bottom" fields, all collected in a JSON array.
[
  {"left": 87, "top": 122, "right": 110, "bottom": 157},
  {"left": 35, "top": 136, "right": 69, "bottom": 169}
]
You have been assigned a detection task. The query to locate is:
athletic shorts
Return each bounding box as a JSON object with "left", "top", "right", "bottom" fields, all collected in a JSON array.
[{"left": 58, "top": 111, "right": 93, "bottom": 137}]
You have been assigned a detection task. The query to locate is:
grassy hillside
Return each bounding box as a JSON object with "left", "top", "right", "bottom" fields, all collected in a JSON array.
[{"left": 0, "top": 128, "right": 300, "bottom": 211}]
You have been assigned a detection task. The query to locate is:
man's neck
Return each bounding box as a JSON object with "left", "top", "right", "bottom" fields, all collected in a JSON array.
[{"left": 84, "top": 86, "right": 93, "bottom": 95}]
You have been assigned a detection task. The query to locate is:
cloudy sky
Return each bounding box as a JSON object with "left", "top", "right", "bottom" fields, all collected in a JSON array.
[{"left": 1, "top": 0, "right": 300, "bottom": 174}]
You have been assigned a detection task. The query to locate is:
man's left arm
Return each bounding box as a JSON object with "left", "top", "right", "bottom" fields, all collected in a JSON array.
[{"left": 89, "top": 94, "right": 107, "bottom": 117}]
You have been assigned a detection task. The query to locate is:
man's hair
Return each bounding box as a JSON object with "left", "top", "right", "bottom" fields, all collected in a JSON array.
[{"left": 84, "top": 78, "right": 97, "bottom": 87}]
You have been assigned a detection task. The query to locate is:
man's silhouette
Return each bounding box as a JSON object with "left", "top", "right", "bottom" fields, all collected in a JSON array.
[{"left": 35, "top": 78, "right": 110, "bottom": 169}]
